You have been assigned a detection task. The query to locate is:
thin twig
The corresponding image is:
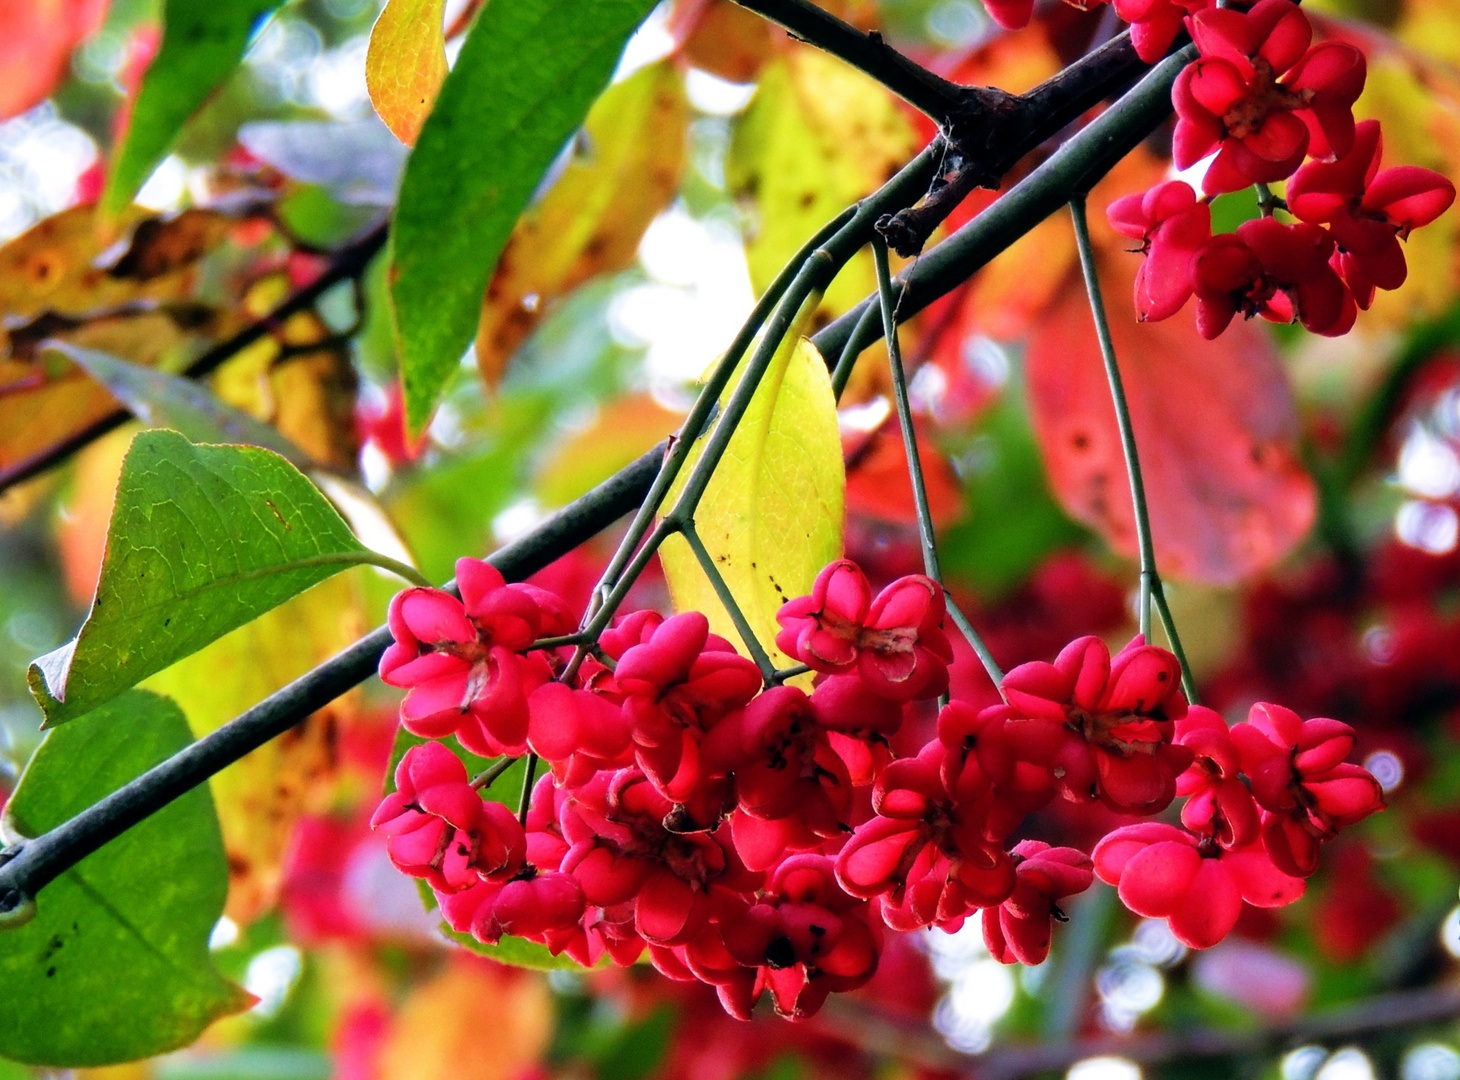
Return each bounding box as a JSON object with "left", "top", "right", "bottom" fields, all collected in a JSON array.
[
  {"left": 516, "top": 754, "right": 539, "bottom": 827},
  {"left": 1069, "top": 198, "right": 1196, "bottom": 697},
  {"left": 679, "top": 521, "right": 777, "bottom": 681},
  {"left": 815, "top": 984, "right": 1460, "bottom": 1080},
  {"left": 469, "top": 757, "right": 518, "bottom": 791}
]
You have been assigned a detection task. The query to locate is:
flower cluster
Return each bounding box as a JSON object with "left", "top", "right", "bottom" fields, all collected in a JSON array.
[
  {"left": 1105, "top": 0, "right": 1454, "bottom": 339},
  {"left": 374, "top": 556, "right": 1383, "bottom": 1019}
]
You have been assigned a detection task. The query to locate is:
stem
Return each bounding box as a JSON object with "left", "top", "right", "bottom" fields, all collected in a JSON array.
[
  {"left": 1254, "top": 181, "right": 1286, "bottom": 216},
  {"left": 829, "top": 301, "right": 882, "bottom": 400},
  {"left": 873, "top": 236, "right": 999, "bottom": 704},
  {"left": 516, "top": 754, "right": 539, "bottom": 827},
  {"left": 772, "top": 663, "right": 813, "bottom": 684},
  {"left": 945, "top": 595, "right": 1004, "bottom": 688},
  {"left": 1152, "top": 586, "right": 1199, "bottom": 703},
  {"left": 872, "top": 238, "right": 939, "bottom": 582},
  {"left": 679, "top": 521, "right": 776, "bottom": 681},
  {"left": 1069, "top": 199, "right": 1197, "bottom": 696},
  {"left": 0, "top": 220, "right": 389, "bottom": 495},
  {"left": 470, "top": 757, "right": 517, "bottom": 791},
  {"left": 328, "top": 552, "right": 432, "bottom": 589},
  {"left": 1068, "top": 197, "right": 1156, "bottom": 639}
]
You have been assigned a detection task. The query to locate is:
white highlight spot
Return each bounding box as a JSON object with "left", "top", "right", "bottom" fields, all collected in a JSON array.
[{"left": 244, "top": 945, "right": 303, "bottom": 1018}]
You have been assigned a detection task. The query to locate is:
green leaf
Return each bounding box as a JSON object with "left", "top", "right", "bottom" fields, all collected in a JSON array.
[
  {"left": 659, "top": 335, "right": 846, "bottom": 669},
  {"left": 53, "top": 343, "right": 312, "bottom": 467},
  {"left": 102, "top": 0, "right": 286, "bottom": 217},
  {"left": 390, "top": 0, "right": 658, "bottom": 434},
  {"left": 0, "top": 690, "right": 251, "bottom": 1066},
  {"left": 28, "top": 430, "right": 392, "bottom": 726}
]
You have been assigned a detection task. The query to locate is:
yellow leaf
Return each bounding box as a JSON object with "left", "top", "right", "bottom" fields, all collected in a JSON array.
[
  {"left": 143, "top": 576, "right": 366, "bottom": 924},
  {"left": 727, "top": 46, "right": 916, "bottom": 323},
  {"left": 366, "top": 0, "right": 448, "bottom": 146},
  {"left": 475, "top": 61, "right": 688, "bottom": 387},
  {"left": 660, "top": 334, "right": 845, "bottom": 669}
]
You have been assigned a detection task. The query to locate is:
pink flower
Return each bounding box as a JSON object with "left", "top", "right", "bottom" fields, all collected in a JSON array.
[
  {"left": 982, "top": 841, "right": 1094, "bottom": 965},
  {"left": 1190, "top": 220, "right": 1356, "bottom": 339},
  {"left": 370, "top": 741, "right": 525, "bottom": 891},
  {"left": 835, "top": 742, "right": 1016, "bottom": 931},
  {"left": 709, "top": 686, "right": 852, "bottom": 839},
  {"left": 1174, "top": 705, "right": 1261, "bottom": 848},
  {"left": 1113, "top": 0, "right": 1211, "bottom": 65},
  {"left": 1093, "top": 823, "right": 1305, "bottom": 949},
  {"left": 1288, "top": 119, "right": 1456, "bottom": 308},
  {"left": 378, "top": 558, "right": 574, "bottom": 756},
  {"left": 615, "top": 611, "right": 762, "bottom": 815},
  {"left": 1108, "top": 180, "right": 1212, "bottom": 322},
  {"left": 1001, "top": 635, "right": 1193, "bottom": 814},
  {"left": 688, "top": 855, "right": 882, "bottom": 1021},
  {"left": 1173, "top": 0, "right": 1364, "bottom": 195},
  {"left": 775, "top": 561, "right": 954, "bottom": 701},
  {"left": 561, "top": 770, "right": 763, "bottom": 947},
  {"left": 1231, "top": 703, "right": 1384, "bottom": 876}
]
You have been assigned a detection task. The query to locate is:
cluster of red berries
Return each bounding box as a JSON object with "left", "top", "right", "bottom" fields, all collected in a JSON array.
[
  {"left": 1102, "top": 0, "right": 1454, "bottom": 339},
  {"left": 370, "top": 555, "right": 1385, "bottom": 1021}
]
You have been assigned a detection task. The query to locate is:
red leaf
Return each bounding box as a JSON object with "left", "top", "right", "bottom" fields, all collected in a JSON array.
[
  {"left": 1025, "top": 261, "right": 1316, "bottom": 585},
  {"left": 0, "top": 0, "right": 110, "bottom": 120}
]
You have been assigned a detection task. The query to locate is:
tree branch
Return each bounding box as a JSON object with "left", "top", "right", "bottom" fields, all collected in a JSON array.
[
  {"left": 733, "top": 0, "right": 1161, "bottom": 255},
  {"left": 0, "top": 443, "right": 661, "bottom": 922},
  {"left": 812, "top": 41, "right": 1196, "bottom": 361},
  {"left": 822, "top": 984, "right": 1460, "bottom": 1080},
  {"left": 0, "top": 31, "right": 1193, "bottom": 923},
  {"left": 0, "top": 219, "right": 390, "bottom": 495}
]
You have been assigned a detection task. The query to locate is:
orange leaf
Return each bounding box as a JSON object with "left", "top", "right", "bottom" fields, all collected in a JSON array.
[
  {"left": 845, "top": 414, "right": 964, "bottom": 528},
  {"left": 1025, "top": 259, "right": 1316, "bottom": 585},
  {"left": 366, "top": 0, "right": 448, "bottom": 146},
  {"left": 535, "top": 393, "right": 683, "bottom": 507}
]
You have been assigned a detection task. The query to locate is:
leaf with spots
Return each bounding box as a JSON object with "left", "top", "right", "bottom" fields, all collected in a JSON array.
[
  {"left": 727, "top": 44, "right": 916, "bottom": 324},
  {"left": 660, "top": 334, "right": 845, "bottom": 668},
  {"left": 0, "top": 205, "right": 230, "bottom": 475},
  {"left": 1025, "top": 260, "right": 1316, "bottom": 585},
  {"left": 366, "top": 0, "right": 448, "bottom": 146},
  {"left": 0, "top": 690, "right": 251, "bottom": 1066},
  {"left": 27, "top": 429, "right": 406, "bottom": 727},
  {"left": 474, "top": 60, "right": 688, "bottom": 389}
]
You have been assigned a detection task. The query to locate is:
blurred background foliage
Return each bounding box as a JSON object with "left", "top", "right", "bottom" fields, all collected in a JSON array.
[{"left": 4, "top": 0, "right": 1460, "bottom": 1077}]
